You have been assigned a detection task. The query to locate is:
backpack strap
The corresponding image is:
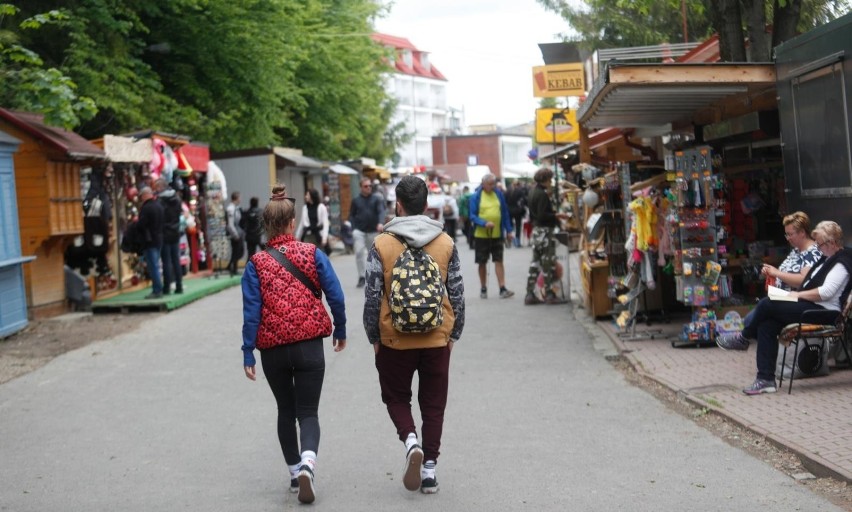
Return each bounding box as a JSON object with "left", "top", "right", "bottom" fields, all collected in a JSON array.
[
  {"left": 265, "top": 247, "right": 322, "bottom": 299},
  {"left": 388, "top": 232, "right": 408, "bottom": 248}
]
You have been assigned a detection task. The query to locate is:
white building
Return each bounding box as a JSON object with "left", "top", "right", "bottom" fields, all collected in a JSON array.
[{"left": 373, "top": 33, "right": 460, "bottom": 170}]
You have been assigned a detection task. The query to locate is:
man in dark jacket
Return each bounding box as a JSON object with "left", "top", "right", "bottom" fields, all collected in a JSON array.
[
  {"left": 155, "top": 178, "right": 183, "bottom": 295},
  {"left": 137, "top": 186, "right": 165, "bottom": 299},
  {"left": 350, "top": 177, "right": 386, "bottom": 287}
]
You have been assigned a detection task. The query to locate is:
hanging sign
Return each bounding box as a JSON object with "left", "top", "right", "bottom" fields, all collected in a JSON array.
[
  {"left": 532, "top": 63, "right": 585, "bottom": 98},
  {"left": 535, "top": 108, "right": 579, "bottom": 144}
]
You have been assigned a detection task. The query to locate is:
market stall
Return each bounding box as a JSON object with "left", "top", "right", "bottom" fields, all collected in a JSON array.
[{"left": 575, "top": 60, "right": 782, "bottom": 345}]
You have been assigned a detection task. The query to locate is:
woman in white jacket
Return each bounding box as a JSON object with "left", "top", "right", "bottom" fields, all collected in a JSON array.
[{"left": 296, "top": 189, "right": 329, "bottom": 252}]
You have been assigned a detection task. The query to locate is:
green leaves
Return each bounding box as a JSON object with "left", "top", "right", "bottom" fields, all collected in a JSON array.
[
  {"left": 0, "top": 3, "right": 96, "bottom": 129},
  {"left": 538, "top": 0, "right": 713, "bottom": 49},
  {"left": 0, "top": 0, "right": 398, "bottom": 162}
]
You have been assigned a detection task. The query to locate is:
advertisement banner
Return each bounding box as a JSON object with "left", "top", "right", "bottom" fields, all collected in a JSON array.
[
  {"left": 532, "top": 63, "right": 585, "bottom": 98},
  {"left": 535, "top": 108, "right": 579, "bottom": 144}
]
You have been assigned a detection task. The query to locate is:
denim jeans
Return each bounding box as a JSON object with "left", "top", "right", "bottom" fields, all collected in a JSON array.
[
  {"left": 143, "top": 246, "right": 163, "bottom": 295},
  {"left": 742, "top": 297, "right": 838, "bottom": 381},
  {"left": 260, "top": 338, "right": 326, "bottom": 466},
  {"left": 161, "top": 241, "right": 182, "bottom": 293}
]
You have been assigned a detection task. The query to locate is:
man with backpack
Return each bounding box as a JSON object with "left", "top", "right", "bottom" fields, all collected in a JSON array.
[
  {"left": 363, "top": 176, "right": 465, "bottom": 496},
  {"left": 136, "top": 186, "right": 165, "bottom": 299}
]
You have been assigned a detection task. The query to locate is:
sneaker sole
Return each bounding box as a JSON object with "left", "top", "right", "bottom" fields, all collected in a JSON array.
[
  {"left": 716, "top": 340, "right": 749, "bottom": 351},
  {"left": 403, "top": 448, "right": 424, "bottom": 491},
  {"left": 421, "top": 484, "right": 439, "bottom": 494},
  {"left": 743, "top": 386, "right": 777, "bottom": 395},
  {"left": 297, "top": 471, "right": 315, "bottom": 504}
]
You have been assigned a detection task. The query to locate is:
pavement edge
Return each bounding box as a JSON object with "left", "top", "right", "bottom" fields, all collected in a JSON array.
[{"left": 585, "top": 311, "right": 852, "bottom": 485}]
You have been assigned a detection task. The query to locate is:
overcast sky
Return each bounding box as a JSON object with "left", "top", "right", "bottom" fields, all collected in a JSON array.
[{"left": 373, "top": 0, "right": 571, "bottom": 128}]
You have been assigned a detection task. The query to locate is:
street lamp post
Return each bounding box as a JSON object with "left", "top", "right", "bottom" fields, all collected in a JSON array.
[
  {"left": 549, "top": 110, "right": 572, "bottom": 303},
  {"left": 550, "top": 111, "right": 566, "bottom": 206}
]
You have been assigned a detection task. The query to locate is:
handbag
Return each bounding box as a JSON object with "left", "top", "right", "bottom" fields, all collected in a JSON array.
[
  {"left": 776, "top": 338, "right": 829, "bottom": 379},
  {"left": 265, "top": 247, "right": 321, "bottom": 299}
]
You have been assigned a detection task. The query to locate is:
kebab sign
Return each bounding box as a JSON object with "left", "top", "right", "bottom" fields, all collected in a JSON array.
[{"left": 532, "top": 63, "right": 585, "bottom": 98}]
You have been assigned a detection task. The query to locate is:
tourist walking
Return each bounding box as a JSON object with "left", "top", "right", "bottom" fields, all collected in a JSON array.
[{"left": 241, "top": 185, "right": 347, "bottom": 504}]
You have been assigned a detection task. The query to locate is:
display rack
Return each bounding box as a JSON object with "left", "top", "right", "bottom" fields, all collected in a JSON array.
[
  {"left": 610, "top": 163, "right": 663, "bottom": 340},
  {"left": 670, "top": 146, "right": 723, "bottom": 348}
]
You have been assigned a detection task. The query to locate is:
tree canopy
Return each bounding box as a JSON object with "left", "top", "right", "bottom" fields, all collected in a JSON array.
[
  {"left": 0, "top": 0, "right": 400, "bottom": 161},
  {"left": 537, "top": 0, "right": 850, "bottom": 61}
]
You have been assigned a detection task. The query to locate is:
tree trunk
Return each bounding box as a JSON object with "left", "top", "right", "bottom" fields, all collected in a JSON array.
[
  {"left": 706, "top": 0, "right": 747, "bottom": 62},
  {"left": 743, "top": 0, "right": 771, "bottom": 61},
  {"left": 773, "top": 0, "right": 803, "bottom": 48}
]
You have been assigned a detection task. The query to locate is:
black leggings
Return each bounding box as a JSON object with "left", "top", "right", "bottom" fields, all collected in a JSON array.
[{"left": 260, "top": 338, "right": 325, "bottom": 466}]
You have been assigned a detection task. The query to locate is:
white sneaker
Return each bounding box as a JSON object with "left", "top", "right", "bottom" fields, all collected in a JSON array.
[
  {"left": 420, "top": 464, "right": 439, "bottom": 494},
  {"left": 297, "top": 465, "right": 315, "bottom": 504},
  {"left": 403, "top": 444, "right": 424, "bottom": 491}
]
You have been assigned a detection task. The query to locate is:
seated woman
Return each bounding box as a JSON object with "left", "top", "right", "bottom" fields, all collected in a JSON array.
[
  {"left": 717, "top": 221, "right": 852, "bottom": 395},
  {"left": 761, "top": 211, "right": 822, "bottom": 291},
  {"left": 721, "top": 212, "right": 824, "bottom": 352}
]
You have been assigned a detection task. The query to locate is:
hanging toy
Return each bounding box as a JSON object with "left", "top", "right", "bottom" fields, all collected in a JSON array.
[{"left": 150, "top": 138, "right": 167, "bottom": 178}]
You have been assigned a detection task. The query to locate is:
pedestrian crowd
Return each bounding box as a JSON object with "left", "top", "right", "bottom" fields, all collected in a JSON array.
[{"left": 126, "top": 165, "right": 564, "bottom": 506}]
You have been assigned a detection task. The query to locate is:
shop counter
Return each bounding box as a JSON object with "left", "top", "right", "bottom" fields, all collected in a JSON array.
[{"left": 581, "top": 253, "right": 612, "bottom": 318}]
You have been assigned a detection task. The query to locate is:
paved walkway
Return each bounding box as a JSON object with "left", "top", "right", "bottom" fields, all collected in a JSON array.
[
  {"left": 0, "top": 240, "right": 846, "bottom": 510},
  {"left": 596, "top": 313, "right": 852, "bottom": 483}
]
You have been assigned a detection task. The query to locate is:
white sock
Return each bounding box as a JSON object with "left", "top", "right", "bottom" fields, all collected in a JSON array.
[
  {"left": 421, "top": 460, "right": 436, "bottom": 479},
  {"left": 300, "top": 451, "right": 317, "bottom": 471},
  {"left": 404, "top": 433, "right": 419, "bottom": 451},
  {"left": 288, "top": 463, "right": 301, "bottom": 479}
]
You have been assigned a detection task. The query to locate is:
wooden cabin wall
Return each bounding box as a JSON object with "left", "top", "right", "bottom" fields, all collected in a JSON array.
[{"left": 1, "top": 122, "right": 84, "bottom": 313}]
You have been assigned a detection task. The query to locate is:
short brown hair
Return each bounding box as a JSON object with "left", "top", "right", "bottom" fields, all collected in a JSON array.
[{"left": 534, "top": 168, "right": 553, "bottom": 184}]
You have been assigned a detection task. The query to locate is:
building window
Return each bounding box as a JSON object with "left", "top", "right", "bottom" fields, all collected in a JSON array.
[
  {"left": 793, "top": 62, "right": 852, "bottom": 197},
  {"left": 402, "top": 50, "right": 413, "bottom": 68}
]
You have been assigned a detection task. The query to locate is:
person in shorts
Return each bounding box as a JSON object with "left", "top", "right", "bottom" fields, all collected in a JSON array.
[{"left": 469, "top": 173, "right": 514, "bottom": 299}]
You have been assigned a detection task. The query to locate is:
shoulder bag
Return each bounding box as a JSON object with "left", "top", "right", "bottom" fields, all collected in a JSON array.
[{"left": 265, "top": 247, "right": 322, "bottom": 299}]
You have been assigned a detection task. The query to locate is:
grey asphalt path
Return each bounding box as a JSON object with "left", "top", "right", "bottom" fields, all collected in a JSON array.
[{"left": 0, "top": 240, "right": 842, "bottom": 511}]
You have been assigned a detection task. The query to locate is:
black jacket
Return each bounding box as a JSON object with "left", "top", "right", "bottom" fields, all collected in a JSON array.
[
  {"left": 137, "top": 197, "right": 164, "bottom": 249},
  {"left": 158, "top": 189, "right": 182, "bottom": 244},
  {"left": 508, "top": 186, "right": 527, "bottom": 218},
  {"left": 527, "top": 184, "right": 558, "bottom": 228},
  {"left": 243, "top": 206, "right": 263, "bottom": 240}
]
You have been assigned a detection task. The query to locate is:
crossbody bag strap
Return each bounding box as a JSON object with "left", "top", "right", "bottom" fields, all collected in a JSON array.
[{"left": 265, "top": 247, "right": 322, "bottom": 299}]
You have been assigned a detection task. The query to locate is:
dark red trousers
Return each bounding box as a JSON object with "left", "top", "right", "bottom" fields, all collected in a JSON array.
[{"left": 375, "top": 344, "right": 451, "bottom": 462}]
